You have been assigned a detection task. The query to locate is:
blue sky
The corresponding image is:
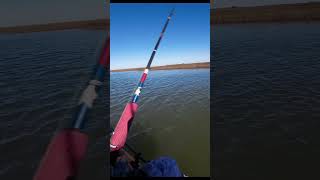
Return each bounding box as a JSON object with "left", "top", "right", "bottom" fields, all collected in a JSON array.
[{"left": 110, "top": 3, "right": 210, "bottom": 70}]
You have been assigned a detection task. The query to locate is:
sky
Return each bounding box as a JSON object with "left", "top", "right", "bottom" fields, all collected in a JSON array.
[
  {"left": 110, "top": 3, "right": 210, "bottom": 70},
  {"left": 0, "top": 0, "right": 108, "bottom": 27},
  {"left": 213, "top": 0, "right": 320, "bottom": 8}
]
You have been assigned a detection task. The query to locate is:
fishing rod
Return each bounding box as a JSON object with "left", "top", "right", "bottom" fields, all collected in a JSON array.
[
  {"left": 34, "top": 36, "right": 110, "bottom": 180},
  {"left": 110, "top": 8, "right": 175, "bottom": 152},
  {"left": 109, "top": 128, "right": 147, "bottom": 163}
]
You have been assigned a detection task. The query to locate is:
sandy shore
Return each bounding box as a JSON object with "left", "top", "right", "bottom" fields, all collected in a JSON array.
[
  {"left": 0, "top": 19, "right": 108, "bottom": 33},
  {"left": 111, "top": 62, "right": 210, "bottom": 72},
  {"left": 212, "top": 2, "right": 320, "bottom": 24}
]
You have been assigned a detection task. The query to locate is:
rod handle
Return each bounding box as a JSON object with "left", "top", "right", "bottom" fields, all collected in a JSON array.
[{"left": 110, "top": 103, "right": 138, "bottom": 151}]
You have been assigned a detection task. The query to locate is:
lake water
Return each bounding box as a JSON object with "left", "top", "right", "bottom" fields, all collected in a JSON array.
[
  {"left": 0, "top": 30, "right": 108, "bottom": 180},
  {"left": 0, "top": 29, "right": 210, "bottom": 179},
  {"left": 3, "top": 22, "right": 318, "bottom": 179},
  {"left": 110, "top": 69, "right": 210, "bottom": 177},
  {"left": 213, "top": 23, "right": 320, "bottom": 179}
]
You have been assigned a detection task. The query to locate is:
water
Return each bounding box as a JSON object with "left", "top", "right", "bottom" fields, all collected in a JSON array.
[
  {"left": 213, "top": 23, "right": 320, "bottom": 179},
  {"left": 0, "top": 29, "right": 210, "bottom": 178},
  {"left": 0, "top": 30, "right": 108, "bottom": 179},
  {"left": 110, "top": 69, "right": 210, "bottom": 177},
  {"left": 4, "top": 22, "right": 318, "bottom": 179}
]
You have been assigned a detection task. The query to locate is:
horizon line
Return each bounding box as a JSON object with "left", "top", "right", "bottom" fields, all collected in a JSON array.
[{"left": 111, "top": 61, "right": 210, "bottom": 72}]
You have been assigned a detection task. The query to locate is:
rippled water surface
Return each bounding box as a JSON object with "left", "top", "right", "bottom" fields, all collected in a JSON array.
[
  {"left": 0, "top": 30, "right": 108, "bottom": 179},
  {"left": 213, "top": 23, "right": 320, "bottom": 179},
  {"left": 110, "top": 69, "right": 210, "bottom": 176},
  {"left": 0, "top": 29, "right": 210, "bottom": 178}
]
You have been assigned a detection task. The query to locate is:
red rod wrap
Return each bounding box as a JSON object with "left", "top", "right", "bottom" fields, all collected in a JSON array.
[
  {"left": 110, "top": 103, "right": 138, "bottom": 151},
  {"left": 99, "top": 37, "right": 110, "bottom": 68},
  {"left": 140, "top": 73, "right": 148, "bottom": 83},
  {"left": 33, "top": 129, "right": 88, "bottom": 180}
]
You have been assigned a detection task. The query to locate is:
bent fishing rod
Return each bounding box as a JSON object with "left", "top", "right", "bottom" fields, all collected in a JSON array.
[
  {"left": 34, "top": 36, "right": 110, "bottom": 180},
  {"left": 110, "top": 8, "right": 175, "bottom": 152}
]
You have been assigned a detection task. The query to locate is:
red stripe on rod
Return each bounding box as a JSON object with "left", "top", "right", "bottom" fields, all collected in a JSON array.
[
  {"left": 140, "top": 73, "right": 148, "bottom": 83},
  {"left": 99, "top": 37, "right": 110, "bottom": 68},
  {"left": 33, "top": 130, "right": 88, "bottom": 180}
]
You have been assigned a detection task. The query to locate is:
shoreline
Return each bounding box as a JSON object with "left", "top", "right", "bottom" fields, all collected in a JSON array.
[
  {"left": 1, "top": 2, "right": 320, "bottom": 33},
  {"left": 0, "top": 19, "right": 108, "bottom": 34},
  {"left": 212, "top": 2, "right": 320, "bottom": 24},
  {"left": 111, "top": 62, "right": 210, "bottom": 72}
]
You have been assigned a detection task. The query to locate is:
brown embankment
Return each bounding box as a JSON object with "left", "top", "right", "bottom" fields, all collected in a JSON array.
[
  {"left": 111, "top": 62, "right": 210, "bottom": 72},
  {"left": 2, "top": 2, "right": 319, "bottom": 33},
  {"left": 0, "top": 19, "right": 108, "bottom": 33},
  {"left": 212, "top": 2, "right": 320, "bottom": 24}
]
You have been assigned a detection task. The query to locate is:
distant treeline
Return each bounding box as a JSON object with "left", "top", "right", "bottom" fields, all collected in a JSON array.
[{"left": 212, "top": 2, "right": 320, "bottom": 24}]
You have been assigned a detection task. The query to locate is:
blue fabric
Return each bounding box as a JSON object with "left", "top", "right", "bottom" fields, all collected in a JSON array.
[
  {"left": 111, "top": 159, "right": 131, "bottom": 177},
  {"left": 141, "top": 156, "right": 183, "bottom": 177}
]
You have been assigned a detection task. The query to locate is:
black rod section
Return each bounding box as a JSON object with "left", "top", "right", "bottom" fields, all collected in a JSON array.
[{"left": 146, "top": 8, "right": 175, "bottom": 69}]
